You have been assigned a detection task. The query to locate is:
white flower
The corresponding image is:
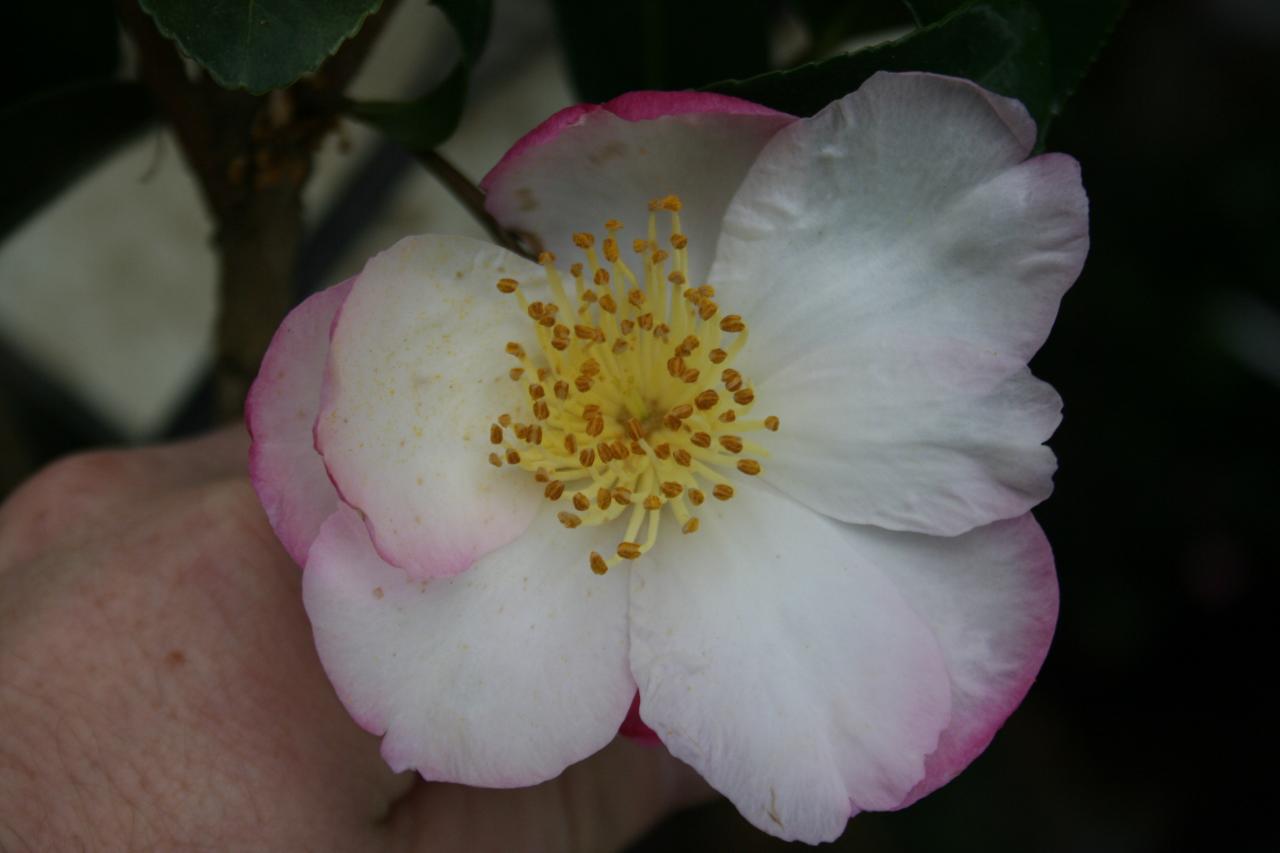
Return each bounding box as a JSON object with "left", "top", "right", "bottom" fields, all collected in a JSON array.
[{"left": 247, "top": 72, "right": 1087, "bottom": 843}]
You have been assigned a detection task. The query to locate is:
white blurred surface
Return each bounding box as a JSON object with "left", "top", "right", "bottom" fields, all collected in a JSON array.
[
  {"left": 0, "top": 129, "right": 216, "bottom": 438},
  {"left": 0, "top": 0, "right": 570, "bottom": 439}
]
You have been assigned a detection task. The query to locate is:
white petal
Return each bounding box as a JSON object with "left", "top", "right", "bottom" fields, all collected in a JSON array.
[
  {"left": 757, "top": 346, "right": 1063, "bottom": 536},
  {"left": 304, "top": 505, "right": 634, "bottom": 787},
  {"left": 629, "top": 482, "right": 951, "bottom": 843},
  {"left": 246, "top": 279, "right": 352, "bottom": 566},
  {"left": 836, "top": 515, "right": 1057, "bottom": 806},
  {"left": 713, "top": 72, "right": 1087, "bottom": 534},
  {"left": 482, "top": 92, "right": 794, "bottom": 284},
  {"left": 315, "top": 235, "right": 544, "bottom": 578}
]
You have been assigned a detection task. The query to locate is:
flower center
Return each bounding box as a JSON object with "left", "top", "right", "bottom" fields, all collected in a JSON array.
[{"left": 486, "top": 195, "right": 778, "bottom": 574}]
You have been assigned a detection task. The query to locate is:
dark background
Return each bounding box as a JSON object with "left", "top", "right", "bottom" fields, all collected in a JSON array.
[
  {"left": 2, "top": 1, "right": 1275, "bottom": 850},
  {"left": 634, "top": 1, "right": 1279, "bottom": 850}
]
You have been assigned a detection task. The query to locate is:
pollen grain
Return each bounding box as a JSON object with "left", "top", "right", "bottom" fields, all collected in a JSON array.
[{"left": 486, "top": 196, "right": 779, "bottom": 573}]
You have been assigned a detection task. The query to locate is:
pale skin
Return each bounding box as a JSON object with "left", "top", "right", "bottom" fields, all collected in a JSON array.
[{"left": 0, "top": 428, "right": 709, "bottom": 852}]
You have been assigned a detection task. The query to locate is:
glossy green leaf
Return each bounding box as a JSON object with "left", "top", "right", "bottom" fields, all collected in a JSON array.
[
  {"left": 1030, "top": 0, "right": 1128, "bottom": 117},
  {"left": 138, "top": 0, "right": 383, "bottom": 94},
  {"left": 0, "top": 81, "right": 155, "bottom": 241},
  {"left": 708, "top": 1, "right": 1051, "bottom": 123},
  {"left": 345, "top": 0, "right": 492, "bottom": 155},
  {"left": 551, "top": 0, "right": 771, "bottom": 102},
  {"left": 904, "top": 0, "right": 1127, "bottom": 126}
]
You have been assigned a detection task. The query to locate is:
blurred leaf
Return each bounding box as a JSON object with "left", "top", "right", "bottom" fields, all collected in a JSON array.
[
  {"left": 551, "top": 0, "right": 771, "bottom": 102},
  {"left": 788, "top": 0, "right": 914, "bottom": 62},
  {"left": 901, "top": 0, "right": 967, "bottom": 23},
  {"left": 708, "top": 1, "right": 1051, "bottom": 124},
  {"left": 2, "top": 3, "right": 137, "bottom": 238},
  {"left": 1031, "top": 0, "right": 1128, "bottom": 117},
  {"left": 6, "top": 2, "right": 121, "bottom": 109},
  {"left": 349, "top": 65, "right": 468, "bottom": 152},
  {"left": 904, "top": 0, "right": 1127, "bottom": 129},
  {"left": 434, "top": 0, "right": 489, "bottom": 59},
  {"left": 345, "top": 0, "right": 491, "bottom": 155},
  {"left": 0, "top": 81, "right": 155, "bottom": 242},
  {"left": 138, "top": 0, "right": 383, "bottom": 94}
]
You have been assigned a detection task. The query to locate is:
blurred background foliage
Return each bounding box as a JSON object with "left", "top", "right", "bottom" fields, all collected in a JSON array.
[{"left": 2, "top": 0, "right": 1276, "bottom": 850}]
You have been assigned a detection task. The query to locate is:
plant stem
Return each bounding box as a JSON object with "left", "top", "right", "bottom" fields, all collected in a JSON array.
[
  {"left": 416, "top": 150, "right": 540, "bottom": 259},
  {"left": 115, "top": 0, "right": 396, "bottom": 422}
]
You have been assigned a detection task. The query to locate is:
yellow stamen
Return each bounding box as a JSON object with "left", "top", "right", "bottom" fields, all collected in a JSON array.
[{"left": 485, "top": 196, "right": 779, "bottom": 570}]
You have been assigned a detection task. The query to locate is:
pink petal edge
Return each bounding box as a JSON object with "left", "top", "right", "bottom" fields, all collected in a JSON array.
[
  {"left": 308, "top": 264, "right": 462, "bottom": 580},
  {"left": 311, "top": 235, "right": 546, "bottom": 580},
  {"left": 246, "top": 279, "right": 354, "bottom": 567},
  {"left": 899, "top": 516, "right": 1060, "bottom": 807},
  {"left": 480, "top": 90, "right": 794, "bottom": 197},
  {"left": 306, "top": 287, "right": 417, "bottom": 577}
]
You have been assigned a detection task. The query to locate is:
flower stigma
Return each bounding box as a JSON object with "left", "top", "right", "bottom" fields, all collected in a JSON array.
[{"left": 486, "top": 196, "right": 779, "bottom": 574}]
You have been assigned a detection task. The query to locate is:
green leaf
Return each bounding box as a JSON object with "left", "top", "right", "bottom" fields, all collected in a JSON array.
[
  {"left": 902, "top": 0, "right": 968, "bottom": 25},
  {"left": 707, "top": 1, "right": 1052, "bottom": 124},
  {"left": 138, "top": 0, "right": 383, "bottom": 94},
  {"left": 344, "top": 0, "right": 492, "bottom": 155},
  {"left": 0, "top": 81, "right": 155, "bottom": 241},
  {"left": 1031, "top": 0, "right": 1127, "bottom": 117},
  {"left": 434, "top": 0, "right": 490, "bottom": 60},
  {"left": 904, "top": 0, "right": 1127, "bottom": 126},
  {"left": 550, "top": 0, "right": 771, "bottom": 102},
  {"left": 349, "top": 65, "right": 468, "bottom": 152}
]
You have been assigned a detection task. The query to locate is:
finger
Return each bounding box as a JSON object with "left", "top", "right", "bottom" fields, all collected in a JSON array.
[
  {"left": 383, "top": 736, "right": 714, "bottom": 853},
  {"left": 136, "top": 423, "right": 253, "bottom": 484},
  {"left": 0, "top": 426, "right": 249, "bottom": 571},
  {"left": 0, "top": 473, "right": 414, "bottom": 849}
]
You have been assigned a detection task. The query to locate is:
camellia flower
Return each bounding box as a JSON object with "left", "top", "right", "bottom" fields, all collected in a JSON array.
[{"left": 247, "top": 72, "right": 1087, "bottom": 843}]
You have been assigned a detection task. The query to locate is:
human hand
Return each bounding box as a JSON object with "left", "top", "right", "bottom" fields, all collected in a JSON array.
[{"left": 0, "top": 427, "right": 708, "bottom": 851}]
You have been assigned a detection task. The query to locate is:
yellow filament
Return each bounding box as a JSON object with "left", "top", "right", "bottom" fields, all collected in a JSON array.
[{"left": 487, "top": 196, "right": 778, "bottom": 572}]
